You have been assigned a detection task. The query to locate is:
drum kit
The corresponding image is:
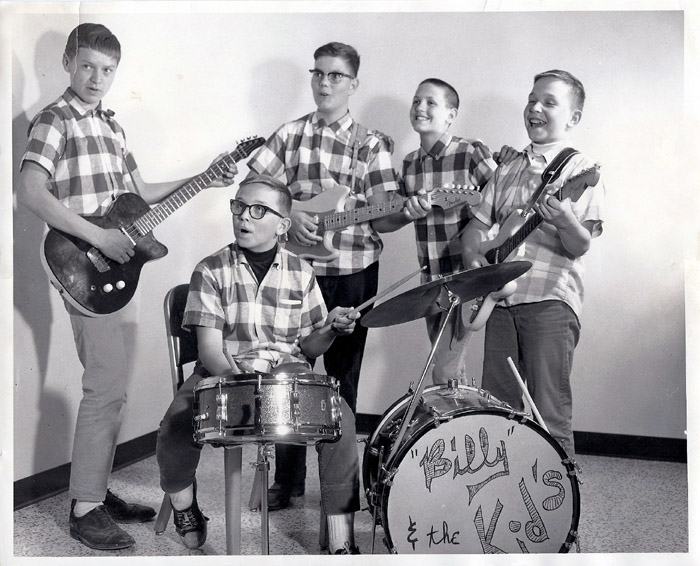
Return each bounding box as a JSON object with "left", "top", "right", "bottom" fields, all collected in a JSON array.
[{"left": 191, "top": 261, "right": 581, "bottom": 555}]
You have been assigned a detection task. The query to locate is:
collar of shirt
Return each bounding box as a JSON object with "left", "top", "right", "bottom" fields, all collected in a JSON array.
[
  {"left": 229, "top": 242, "right": 282, "bottom": 270},
  {"left": 63, "top": 87, "right": 115, "bottom": 122},
  {"left": 524, "top": 141, "right": 570, "bottom": 166},
  {"left": 311, "top": 111, "right": 353, "bottom": 137},
  {"left": 419, "top": 132, "right": 452, "bottom": 162}
]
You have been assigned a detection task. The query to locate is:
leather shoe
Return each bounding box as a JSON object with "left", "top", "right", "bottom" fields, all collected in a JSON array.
[
  {"left": 172, "top": 482, "right": 209, "bottom": 549},
  {"left": 267, "top": 481, "right": 305, "bottom": 511},
  {"left": 69, "top": 500, "right": 135, "bottom": 550},
  {"left": 103, "top": 489, "right": 156, "bottom": 523},
  {"left": 328, "top": 543, "right": 361, "bottom": 554}
]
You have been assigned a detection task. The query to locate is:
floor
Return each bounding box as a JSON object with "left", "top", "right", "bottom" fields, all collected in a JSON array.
[{"left": 13, "top": 438, "right": 689, "bottom": 559}]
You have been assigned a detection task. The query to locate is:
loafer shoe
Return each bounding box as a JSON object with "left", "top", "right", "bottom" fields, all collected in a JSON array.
[
  {"left": 267, "top": 481, "right": 305, "bottom": 511},
  {"left": 103, "top": 489, "right": 156, "bottom": 523},
  {"left": 69, "top": 500, "right": 135, "bottom": 550},
  {"left": 328, "top": 543, "right": 361, "bottom": 554},
  {"left": 172, "top": 482, "right": 209, "bottom": 549}
]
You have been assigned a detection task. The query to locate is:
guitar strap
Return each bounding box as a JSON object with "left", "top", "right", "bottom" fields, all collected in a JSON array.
[
  {"left": 347, "top": 121, "right": 368, "bottom": 197},
  {"left": 522, "top": 146, "right": 579, "bottom": 215}
]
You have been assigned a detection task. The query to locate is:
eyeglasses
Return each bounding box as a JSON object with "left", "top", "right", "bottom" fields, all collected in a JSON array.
[
  {"left": 230, "top": 198, "right": 284, "bottom": 220},
  {"left": 308, "top": 69, "right": 355, "bottom": 84}
]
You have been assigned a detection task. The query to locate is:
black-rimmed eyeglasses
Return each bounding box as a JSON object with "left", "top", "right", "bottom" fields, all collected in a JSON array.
[
  {"left": 230, "top": 199, "right": 284, "bottom": 220},
  {"left": 308, "top": 69, "right": 355, "bottom": 84}
]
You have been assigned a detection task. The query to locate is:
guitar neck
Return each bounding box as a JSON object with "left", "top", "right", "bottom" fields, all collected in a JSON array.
[
  {"left": 129, "top": 152, "right": 239, "bottom": 237},
  {"left": 485, "top": 211, "right": 544, "bottom": 264},
  {"left": 323, "top": 197, "right": 407, "bottom": 230}
]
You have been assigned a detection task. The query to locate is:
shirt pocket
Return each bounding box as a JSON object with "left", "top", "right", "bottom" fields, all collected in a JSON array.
[{"left": 273, "top": 288, "right": 304, "bottom": 341}]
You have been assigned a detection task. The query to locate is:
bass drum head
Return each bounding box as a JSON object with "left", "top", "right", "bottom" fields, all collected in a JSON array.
[{"left": 383, "top": 408, "right": 580, "bottom": 554}]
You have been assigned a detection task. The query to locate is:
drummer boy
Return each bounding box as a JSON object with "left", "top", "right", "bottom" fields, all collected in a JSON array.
[{"left": 155, "top": 174, "right": 363, "bottom": 555}]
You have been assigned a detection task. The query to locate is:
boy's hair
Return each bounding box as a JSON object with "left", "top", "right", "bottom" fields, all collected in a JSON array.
[
  {"left": 238, "top": 175, "right": 292, "bottom": 215},
  {"left": 534, "top": 69, "right": 585, "bottom": 111},
  {"left": 419, "top": 78, "right": 460, "bottom": 110},
  {"left": 313, "top": 42, "right": 360, "bottom": 77},
  {"left": 65, "top": 23, "right": 121, "bottom": 63}
]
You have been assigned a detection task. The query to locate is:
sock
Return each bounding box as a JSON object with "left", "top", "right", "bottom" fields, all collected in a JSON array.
[
  {"left": 169, "top": 484, "right": 194, "bottom": 511},
  {"left": 327, "top": 512, "right": 355, "bottom": 552},
  {"left": 73, "top": 501, "right": 101, "bottom": 517}
]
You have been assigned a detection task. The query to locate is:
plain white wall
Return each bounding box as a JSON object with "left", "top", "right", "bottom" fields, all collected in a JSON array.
[{"left": 9, "top": 5, "right": 693, "bottom": 482}]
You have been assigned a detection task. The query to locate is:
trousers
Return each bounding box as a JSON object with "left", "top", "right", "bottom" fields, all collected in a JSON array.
[{"left": 481, "top": 300, "right": 580, "bottom": 458}]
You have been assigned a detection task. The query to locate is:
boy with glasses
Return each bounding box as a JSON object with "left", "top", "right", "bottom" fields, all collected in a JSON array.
[
  {"left": 156, "top": 175, "right": 363, "bottom": 554},
  {"left": 246, "top": 42, "right": 399, "bottom": 511}
]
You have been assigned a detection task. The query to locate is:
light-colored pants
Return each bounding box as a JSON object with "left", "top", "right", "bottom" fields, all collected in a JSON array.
[
  {"left": 66, "top": 303, "right": 131, "bottom": 502},
  {"left": 425, "top": 303, "right": 470, "bottom": 385},
  {"left": 481, "top": 300, "right": 580, "bottom": 458}
]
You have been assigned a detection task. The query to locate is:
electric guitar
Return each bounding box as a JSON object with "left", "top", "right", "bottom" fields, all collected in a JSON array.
[
  {"left": 40, "top": 136, "right": 265, "bottom": 317},
  {"left": 466, "top": 165, "right": 601, "bottom": 330},
  {"left": 286, "top": 182, "right": 482, "bottom": 261}
]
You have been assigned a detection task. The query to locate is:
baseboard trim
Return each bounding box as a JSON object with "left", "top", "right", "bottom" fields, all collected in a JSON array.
[
  {"left": 14, "top": 431, "right": 157, "bottom": 511},
  {"left": 14, "top": 420, "right": 686, "bottom": 511},
  {"left": 355, "top": 413, "right": 687, "bottom": 463}
]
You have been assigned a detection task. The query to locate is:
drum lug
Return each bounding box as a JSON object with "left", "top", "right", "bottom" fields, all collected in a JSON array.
[
  {"left": 193, "top": 411, "right": 209, "bottom": 422},
  {"left": 215, "top": 392, "right": 228, "bottom": 435},
  {"left": 563, "top": 529, "right": 581, "bottom": 552},
  {"left": 564, "top": 457, "right": 584, "bottom": 483}
]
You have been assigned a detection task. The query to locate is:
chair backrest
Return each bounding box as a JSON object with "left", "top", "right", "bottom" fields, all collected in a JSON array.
[{"left": 163, "top": 283, "right": 198, "bottom": 395}]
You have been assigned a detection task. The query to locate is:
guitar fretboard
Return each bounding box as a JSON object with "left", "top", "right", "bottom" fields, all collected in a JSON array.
[
  {"left": 486, "top": 211, "right": 543, "bottom": 264},
  {"left": 127, "top": 152, "right": 240, "bottom": 240},
  {"left": 323, "top": 198, "right": 407, "bottom": 230}
]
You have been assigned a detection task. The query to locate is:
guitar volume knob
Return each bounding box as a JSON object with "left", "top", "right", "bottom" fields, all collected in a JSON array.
[
  {"left": 116, "top": 280, "right": 125, "bottom": 290},
  {"left": 102, "top": 283, "right": 113, "bottom": 293}
]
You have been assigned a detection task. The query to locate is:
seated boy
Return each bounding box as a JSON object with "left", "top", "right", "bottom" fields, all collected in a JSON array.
[
  {"left": 156, "top": 175, "right": 362, "bottom": 554},
  {"left": 383, "top": 78, "right": 498, "bottom": 385},
  {"left": 462, "top": 70, "right": 605, "bottom": 458},
  {"left": 17, "top": 23, "right": 235, "bottom": 550}
]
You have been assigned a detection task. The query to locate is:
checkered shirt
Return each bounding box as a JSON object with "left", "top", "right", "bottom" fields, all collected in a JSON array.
[
  {"left": 21, "top": 88, "right": 139, "bottom": 217},
  {"left": 183, "top": 244, "right": 328, "bottom": 368},
  {"left": 401, "top": 134, "right": 497, "bottom": 282},
  {"left": 472, "top": 143, "right": 605, "bottom": 319},
  {"left": 246, "top": 112, "right": 399, "bottom": 276}
]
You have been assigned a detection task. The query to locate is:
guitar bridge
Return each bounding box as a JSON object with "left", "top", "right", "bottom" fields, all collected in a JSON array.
[{"left": 86, "top": 248, "right": 111, "bottom": 273}]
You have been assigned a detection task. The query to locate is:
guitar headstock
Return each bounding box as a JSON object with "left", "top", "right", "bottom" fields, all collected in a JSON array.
[
  {"left": 428, "top": 184, "right": 482, "bottom": 208},
  {"left": 558, "top": 164, "right": 601, "bottom": 202},
  {"left": 232, "top": 136, "right": 266, "bottom": 161}
]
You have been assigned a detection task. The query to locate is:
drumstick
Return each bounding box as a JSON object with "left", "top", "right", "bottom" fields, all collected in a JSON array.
[
  {"left": 319, "top": 266, "right": 426, "bottom": 335},
  {"left": 506, "top": 356, "right": 549, "bottom": 433}
]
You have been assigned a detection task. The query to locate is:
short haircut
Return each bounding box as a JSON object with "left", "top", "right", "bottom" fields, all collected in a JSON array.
[
  {"left": 534, "top": 69, "right": 586, "bottom": 111},
  {"left": 65, "top": 23, "right": 121, "bottom": 63},
  {"left": 313, "top": 42, "right": 360, "bottom": 77},
  {"left": 238, "top": 175, "right": 292, "bottom": 215},
  {"left": 419, "top": 78, "right": 460, "bottom": 110}
]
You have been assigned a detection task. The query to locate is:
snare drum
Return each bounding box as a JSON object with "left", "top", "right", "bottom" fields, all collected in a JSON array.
[
  {"left": 363, "top": 383, "right": 580, "bottom": 554},
  {"left": 193, "top": 372, "right": 341, "bottom": 445}
]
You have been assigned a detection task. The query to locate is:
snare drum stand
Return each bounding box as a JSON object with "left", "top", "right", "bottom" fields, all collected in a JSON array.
[{"left": 250, "top": 442, "right": 274, "bottom": 555}]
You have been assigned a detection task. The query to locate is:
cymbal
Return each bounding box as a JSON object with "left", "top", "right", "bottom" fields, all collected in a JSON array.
[{"left": 361, "top": 261, "right": 532, "bottom": 328}]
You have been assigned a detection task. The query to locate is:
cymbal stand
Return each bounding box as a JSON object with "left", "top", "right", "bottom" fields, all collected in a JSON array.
[{"left": 385, "top": 288, "right": 461, "bottom": 465}]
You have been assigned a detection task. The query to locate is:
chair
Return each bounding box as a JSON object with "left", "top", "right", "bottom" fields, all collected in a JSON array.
[{"left": 153, "top": 284, "right": 244, "bottom": 554}]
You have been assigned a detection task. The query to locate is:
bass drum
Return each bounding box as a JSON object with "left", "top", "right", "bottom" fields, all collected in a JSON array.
[{"left": 363, "top": 383, "right": 580, "bottom": 554}]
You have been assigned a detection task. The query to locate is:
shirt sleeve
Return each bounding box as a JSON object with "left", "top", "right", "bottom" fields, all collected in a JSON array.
[
  {"left": 246, "top": 124, "right": 290, "bottom": 182},
  {"left": 21, "top": 110, "right": 65, "bottom": 177},
  {"left": 363, "top": 133, "right": 400, "bottom": 200},
  {"left": 299, "top": 271, "right": 328, "bottom": 339},
  {"left": 182, "top": 261, "right": 226, "bottom": 331},
  {"left": 469, "top": 140, "right": 498, "bottom": 190}
]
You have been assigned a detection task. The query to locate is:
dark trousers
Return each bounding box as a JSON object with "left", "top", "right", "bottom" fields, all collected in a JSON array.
[{"left": 274, "top": 262, "right": 379, "bottom": 486}]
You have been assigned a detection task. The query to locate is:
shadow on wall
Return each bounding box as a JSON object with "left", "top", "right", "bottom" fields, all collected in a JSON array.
[{"left": 13, "top": 31, "right": 72, "bottom": 473}]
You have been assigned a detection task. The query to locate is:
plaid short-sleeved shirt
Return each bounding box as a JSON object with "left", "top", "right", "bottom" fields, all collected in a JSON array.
[
  {"left": 401, "top": 134, "right": 497, "bottom": 282},
  {"left": 21, "top": 88, "right": 139, "bottom": 216},
  {"left": 183, "top": 244, "right": 328, "bottom": 369},
  {"left": 472, "top": 143, "right": 605, "bottom": 319},
  {"left": 246, "top": 112, "right": 399, "bottom": 276}
]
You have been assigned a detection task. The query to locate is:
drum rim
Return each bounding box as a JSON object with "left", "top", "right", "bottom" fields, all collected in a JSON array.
[
  {"left": 194, "top": 372, "right": 336, "bottom": 390},
  {"left": 365, "top": 399, "right": 581, "bottom": 554}
]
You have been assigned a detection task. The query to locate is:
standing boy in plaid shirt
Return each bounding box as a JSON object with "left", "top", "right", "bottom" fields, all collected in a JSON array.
[
  {"left": 17, "top": 23, "right": 235, "bottom": 550},
  {"left": 246, "top": 42, "right": 399, "bottom": 510},
  {"left": 462, "top": 70, "right": 605, "bottom": 459},
  {"left": 156, "top": 175, "right": 362, "bottom": 554},
  {"left": 383, "top": 78, "right": 498, "bottom": 385}
]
